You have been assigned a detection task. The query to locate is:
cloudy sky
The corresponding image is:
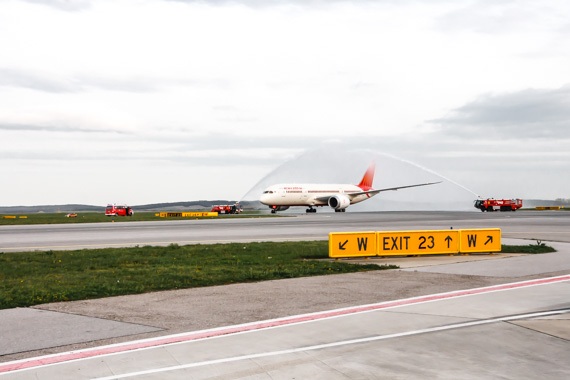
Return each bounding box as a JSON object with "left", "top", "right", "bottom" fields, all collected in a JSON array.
[{"left": 1, "top": 0, "right": 569, "bottom": 208}]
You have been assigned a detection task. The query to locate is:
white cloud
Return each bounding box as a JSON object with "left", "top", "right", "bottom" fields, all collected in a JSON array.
[
  {"left": 0, "top": 0, "right": 569, "bottom": 206},
  {"left": 431, "top": 85, "right": 570, "bottom": 139},
  {"left": 435, "top": 0, "right": 570, "bottom": 35},
  {"left": 20, "top": 0, "right": 92, "bottom": 11}
]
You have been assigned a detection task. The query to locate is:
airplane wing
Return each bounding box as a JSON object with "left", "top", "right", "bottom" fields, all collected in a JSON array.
[
  {"left": 348, "top": 181, "right": 442, "bottom": 199},
  {"left": 312, "top": 181, "right": 442, "bottom": 203}
]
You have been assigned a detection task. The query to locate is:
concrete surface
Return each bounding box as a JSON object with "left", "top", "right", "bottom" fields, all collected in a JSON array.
[
  {"left": 0, "top": 308, "right": 161, "bottom": 356},
  {"left": 2, "top": 277, "right": 568, "bottom": 379},
  {"left": 0, "top": 211, "right": 568, "bottom": 379}
]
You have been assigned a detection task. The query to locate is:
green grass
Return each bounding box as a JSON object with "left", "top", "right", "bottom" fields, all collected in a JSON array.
[
  {"left": 0, "top": 211, "right": 270, "bottom": 225},
  {"left": 500, "top": 242, "right": 557, "bottom": 254},
  {"left": 0, "top": 241, "right": 395, "bottom": 310},
  {"left": 0, "top": 241, "right": 557, "bottom": 310}
]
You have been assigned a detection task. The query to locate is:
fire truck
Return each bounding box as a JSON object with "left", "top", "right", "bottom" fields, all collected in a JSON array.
[
  {"left": 105, "top": 204, "right": 134, "bottom": 216},
  {"left": 210, "top": 204, "right": 242, "bottom": 214},
  {"left": 474, "top": 198, "right": 523, "bottom": 212}
]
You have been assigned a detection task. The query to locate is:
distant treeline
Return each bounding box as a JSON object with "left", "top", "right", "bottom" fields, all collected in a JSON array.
[
  {"left": 1, "top": 199, "right": 566, "bottom": 214},
  {"left": 526, "top": 199, "right": 570, "bottom": 207},
  {"left": 0, "top": 200, "right": 264, "bottom": 214}
]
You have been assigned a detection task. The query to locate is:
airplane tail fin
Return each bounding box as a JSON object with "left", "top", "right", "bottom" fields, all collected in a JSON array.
[{"left": 357, "top": 162, "right": 375, "bottom": 190}]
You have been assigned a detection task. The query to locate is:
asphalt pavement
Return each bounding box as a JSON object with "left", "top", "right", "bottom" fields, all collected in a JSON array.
[{"left": 0, "top": 211, "right": 569, "bottom": 379}]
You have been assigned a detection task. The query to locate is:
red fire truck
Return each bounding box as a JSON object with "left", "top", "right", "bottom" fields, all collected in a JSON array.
[
  {"left": 210, "top": 204, "right": 242, "bottom": 214},
  {"left": 474, "top": 198, "right": 523, "bottom": 212},
  {"left": 105, "top": 204, "right": 134, "bottom": 216}
]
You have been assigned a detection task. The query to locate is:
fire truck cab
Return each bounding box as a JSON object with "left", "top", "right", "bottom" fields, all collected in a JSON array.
[
  {"left": 474, "top": 198, "right": 522, "bottom": 212},
  {"left": 210, "top": 204, "right": 242, "bottom": 214},
  {"left": 105, "top": 204, "right": 134, "bottom": 216}
]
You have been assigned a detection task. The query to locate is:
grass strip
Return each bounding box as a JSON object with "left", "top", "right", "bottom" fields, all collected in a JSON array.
[
  {"left": 500, "top": 243, "right": 556, "bottom": 254},
  {"left": 0, "top": 241, "right": 394, "bottom": 310},
  {"left": 0, "top": 212, "right": 267, "bottom": 225},
  {"left": 0, "top": 241, "right": 556, "bottom": 310}
]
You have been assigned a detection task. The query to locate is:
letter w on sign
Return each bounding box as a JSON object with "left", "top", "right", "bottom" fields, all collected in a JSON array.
[{"left": 357, "top": 237, "right": 368, "bottom": 251}]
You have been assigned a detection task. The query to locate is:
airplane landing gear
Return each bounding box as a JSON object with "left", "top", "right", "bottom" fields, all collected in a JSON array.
[{"left": 306, "top": 207, "right": 317, "bottom": 213}]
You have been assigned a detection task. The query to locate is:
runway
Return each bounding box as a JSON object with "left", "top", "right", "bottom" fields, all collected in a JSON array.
[
  {"left": 1, "top": 210, "right": 569, "bottom": 252},
  {"left": 0, "top": 211, "right": 569, "bottom": 378}
]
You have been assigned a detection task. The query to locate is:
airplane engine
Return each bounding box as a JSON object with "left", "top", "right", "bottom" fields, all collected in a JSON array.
[
  {"left": 270, "top": 205, "right": 290, "bottom": 213},
  {"left": 328, "top": 194, "right": 351, "bottom": 211}
]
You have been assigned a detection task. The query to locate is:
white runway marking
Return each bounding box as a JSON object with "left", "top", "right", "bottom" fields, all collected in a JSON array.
[
  {"left": 1, "top": 274, "right": 568, "bottom": 376},
  {"left": 93, "top": 309, "right": 570, "bottom": 380}
]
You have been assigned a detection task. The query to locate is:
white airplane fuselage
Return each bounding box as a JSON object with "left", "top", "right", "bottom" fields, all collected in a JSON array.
[
  {"left": 259, "top": 163, "right": 440, "bottom": 213},
  {"left": 260, "top": 184, "right": 372, "bottom": 207}
]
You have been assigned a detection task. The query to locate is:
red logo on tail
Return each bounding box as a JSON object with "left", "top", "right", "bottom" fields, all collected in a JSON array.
[{"left": 357, "top": 162, "right": 375, "bottom": 191}]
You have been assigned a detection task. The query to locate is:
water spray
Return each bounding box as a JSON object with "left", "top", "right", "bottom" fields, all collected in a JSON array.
[{"left": 374, "top": 151, "right": 480, "bottom": 197}]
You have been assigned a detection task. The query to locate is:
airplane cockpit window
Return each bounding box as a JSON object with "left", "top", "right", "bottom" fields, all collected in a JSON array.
[{"left": 263, "top": 190, "right": 274, "bottom": 194}]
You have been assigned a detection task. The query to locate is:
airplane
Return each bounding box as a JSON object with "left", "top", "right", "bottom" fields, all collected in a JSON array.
[{"left": 259, "top": 163, "right": 441, "bottom": 213}]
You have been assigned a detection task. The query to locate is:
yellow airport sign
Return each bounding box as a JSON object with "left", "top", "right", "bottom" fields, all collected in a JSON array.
[
  {"left": 182, "top": 212, "right": 218, "bottom": 217},
  {"left": 329, "top": 228, "right": 501, "bottom": 257},
  {"left": 459, "top": 228, "right": 501, "bottom": 253},
  {"left": 377, "top": 230, "right": 460, "bottom": 256},
  {"left": 329, "top": 232, "right": 377, "bottom": 258},
  {"left": 157, "top": 212, "right": 218, "bottom": 218}
]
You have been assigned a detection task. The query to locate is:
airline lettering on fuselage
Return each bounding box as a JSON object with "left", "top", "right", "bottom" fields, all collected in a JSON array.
[{"left": 284, "top": 187, "right": 303, "bottom": 193}]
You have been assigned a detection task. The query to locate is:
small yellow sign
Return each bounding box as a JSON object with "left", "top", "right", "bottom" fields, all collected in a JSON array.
[
  {"left": 377, "top": 230, "right": 460, "bottom": 256},
  {"left": 157, "top": 212, "right": 218, "bottom": 218},
  {"left": 182, "top": 212, "right": 218, "bottom": 217},
  {"left": 459, "top": 228, "right": 501, "bottom": 253},
  {"left": 329, "top": 232, "right": 377, "bottom": 258}
]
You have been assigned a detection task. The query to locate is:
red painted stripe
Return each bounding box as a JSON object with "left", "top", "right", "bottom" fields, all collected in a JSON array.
[{"left": 1, "top": 274, "right": 569, "bottom": 374}]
